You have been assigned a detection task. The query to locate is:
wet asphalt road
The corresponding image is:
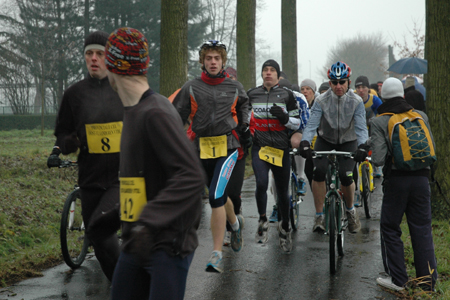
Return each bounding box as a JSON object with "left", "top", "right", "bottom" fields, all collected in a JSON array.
[{"left": 1, "top": 175, "right": 396, "bottom": 300}]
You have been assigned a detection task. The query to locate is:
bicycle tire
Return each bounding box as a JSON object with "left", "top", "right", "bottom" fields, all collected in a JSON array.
[
  {"left": 337, "top": 199, "right": 345, "bottom": 257},
  {"left": 361, "top": 164, "right": 372, "bottom": 219},
  {"left": 328, "top": 195, "right": 337, "bottom": 274},
  {"left": 60, "top": 188, "right": 89, "bottom": 269},
  {"left": 290, "top": 176, "right": 300, "bottom": 231}
]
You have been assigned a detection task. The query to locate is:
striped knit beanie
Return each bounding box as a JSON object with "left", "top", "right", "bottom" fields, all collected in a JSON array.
[{"left": 105, "top": 27, "right": 150, "bottom": 75}]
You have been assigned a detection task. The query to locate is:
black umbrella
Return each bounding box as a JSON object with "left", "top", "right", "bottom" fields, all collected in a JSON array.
[{"left": 387, "top": 57, "right": 428, "bottom": 74}]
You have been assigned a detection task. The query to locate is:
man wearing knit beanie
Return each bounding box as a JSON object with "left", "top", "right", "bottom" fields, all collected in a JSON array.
[
  {"left": 107, "top": 27, "right": 204, "bottom": 299},
  {"left": 47, "top": 30, "right": 123, "bottom": 282},
  {"left": 247, "top": 59, "right": 300, "bottom": 252},
  {"left": 83, "top": 30, "right": 109, "bottom": 79},
  {"left": 261, "top": 59, "right": 281, "bottom": 79},
  {"left": 371, "top": 77, "right": 438, "bottom": 292}
]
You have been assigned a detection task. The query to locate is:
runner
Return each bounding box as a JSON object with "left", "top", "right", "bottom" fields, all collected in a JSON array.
[
  {"left": 105, "top": 27, "right": 204, "bottom": 300},
  {"left": 47, "top": 30, "right": 122, "bottom": 281},
  {"left": 248, "top": 59, "right": 300, "bottom": 252},
  {"left": 173, "top": 40, "right": 250, "bottom": 273}
]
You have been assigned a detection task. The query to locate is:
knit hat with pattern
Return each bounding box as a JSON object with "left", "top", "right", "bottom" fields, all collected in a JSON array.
[{"left": 105, "top": 27, "right": 150, "bottom": 75}]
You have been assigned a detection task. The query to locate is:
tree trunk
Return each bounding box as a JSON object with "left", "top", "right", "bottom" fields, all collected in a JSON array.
[
  {"left": 84, "top": 0, "right": 90, "bottom": 38},
  {"left": 236, "top": 0, "right": 256, "bottom": 90},
  {"left": 159, "top": 0, "right": 188, "bottom": 97},
  {"left": 425, "top": 0, "right": 450, "bottom": 219},
  {"left": 281, "top": 0, "right": 298, "bottom": 84}
]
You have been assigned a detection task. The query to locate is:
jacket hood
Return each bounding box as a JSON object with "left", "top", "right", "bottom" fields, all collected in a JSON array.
[{"left": 378, "top": 97, "right": 413, "bottom": 114}]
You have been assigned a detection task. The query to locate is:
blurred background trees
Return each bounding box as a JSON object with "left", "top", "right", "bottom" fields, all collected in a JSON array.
[{"left": 324, "top": 33, "right": 388, "bottom": 88}]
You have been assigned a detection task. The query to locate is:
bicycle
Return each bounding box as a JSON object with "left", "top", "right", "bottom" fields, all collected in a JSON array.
[
  {"left": 313, "top": 150, "right": 353, "bottom": 274},
  {"left": 358, "top": 155, "right": 374, "bottom": 219},
  {"left": 289, "top": 148, "right": 304, "bottom": 231},
  {"left": 57, "top": 160, "right": 90, "bottom": 269}
]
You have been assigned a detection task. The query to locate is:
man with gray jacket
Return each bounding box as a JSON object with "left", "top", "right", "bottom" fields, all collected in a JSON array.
[
  {"left": 370, "top": 77, "right": 437, "bottom": 292},
  {"left": 299, "top": 61, "right": 369, "bottom": 234}
]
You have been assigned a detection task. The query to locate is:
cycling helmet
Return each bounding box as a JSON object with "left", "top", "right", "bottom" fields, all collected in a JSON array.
[
  {"left": 327, "top": 61, "right": 351, "bottom": 80},
  {"left": 198, "top": 40, "right": 227, "bottom": 56}
]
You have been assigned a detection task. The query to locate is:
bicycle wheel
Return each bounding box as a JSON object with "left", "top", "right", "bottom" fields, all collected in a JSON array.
[
  {"left": 290, "top": 176, "right": 300, "bottom": 231},
  {"left": 328, "top": 195, "right": 337, "bottom": 274},
  {"left": 361, "top": 164, "right": 372, "bottom": 219},
  {"left": 337, "top": 200, "right": 345, "bottom": 257},
  {"left": 60, "top": 187, "right": 89, "bottom": 269}
]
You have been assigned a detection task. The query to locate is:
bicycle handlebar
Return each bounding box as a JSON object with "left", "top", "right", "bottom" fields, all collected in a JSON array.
[
  {"left": 59, "top": 160, "right": 78, "bottom": 168},
  {"left": 312, "top": 150, "right": 354, "bottom": 159}
]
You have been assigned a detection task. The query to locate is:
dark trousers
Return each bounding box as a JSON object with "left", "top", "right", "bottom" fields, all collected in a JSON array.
[
  {"left": 80, "top": 186, "right": 120, "bottom": 281},
  {"left": 380, "top": 176, "right": 437, "bottom": 289},
  {"left": 251, "top": 144, "right": 290, "bottom": 229},
  {"left": 111, "top": 250, "right": 194, "bottom": 300}
]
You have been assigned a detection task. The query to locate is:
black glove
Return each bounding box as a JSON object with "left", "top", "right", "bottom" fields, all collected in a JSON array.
[
  {"left": 236, "top": 123, "right": 252, "bottom": 150},
  {"left": 128, "top": 224, "right": 154, "bottom": 263},
  {"left": 270, "top": 104, "right": 289, "bottom": 124},
  {"left": 47, "top": 147, "right": 62, "bottom": 168},
  {"left": 298, "top": 140, "right": 312, "bottom": 160},
  {"left": 354, "top": 143, "right": 370, "bottom": 163}
]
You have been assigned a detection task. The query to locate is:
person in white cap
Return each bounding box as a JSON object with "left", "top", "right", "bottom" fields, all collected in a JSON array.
[{"left": 371, "top": 77, "right": 437, "bottom": 292}]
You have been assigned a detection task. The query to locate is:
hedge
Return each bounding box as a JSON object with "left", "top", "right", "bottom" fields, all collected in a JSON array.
[{"left": 0, "top": 115, "right": 57, "bottom": 130}]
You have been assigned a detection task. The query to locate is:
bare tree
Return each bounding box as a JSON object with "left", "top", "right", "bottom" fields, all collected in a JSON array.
[
  {"left": 0, "top": 61, "right": 34, "bottom": 114},
  {"left": 203, "top": 0, "right": 237, "bottom": 66},
  {"left": 325, "top": 33, "right": 388, "bottom": 86},
  {"left": 393, "top": 19, "right": 425, "bottom": 59},
  {"left": 425, "top": 0, "right": 450, "bottom": 219}
]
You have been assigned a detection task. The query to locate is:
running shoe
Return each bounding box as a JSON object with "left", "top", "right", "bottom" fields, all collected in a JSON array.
[
  {"left": 374, "top": 166, "right": 383, "bottom": 178},
  {"left": 269, "top": 205, "right": 278, "bottom": 223},
  {"left": 297, "top": 178, "right": 307, "bottom": 196},
  {"left": 376, "top": 276, "right": 405, "bottom": 291},
  {"left": 255, "top": 219, "right": 269, "bottom": 243},
  {"left": 205, "top": 252, "right": 223, "bottom": 273},
  {"left": 313, "top": 214, "right": 325, "bottom": 232},
  {"left": 354, "top": 193, "right": 362, "bottom": 207},
  {"left": 231, "top": 215, "right": 244, "bottom": 252},
  {"left": 278, "top": 222, "right": 293, "bottom": 253},
  {"left": 223, "top": 231, "right": 231, "bottom": 246},
  {"left": 346, "top": 209, "right": 361, "bottom": 233}
]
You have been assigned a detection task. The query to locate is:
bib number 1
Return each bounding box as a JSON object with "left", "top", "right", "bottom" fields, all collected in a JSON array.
[{"left": 199, "top": 135, "right": 227, "bottom": 159}]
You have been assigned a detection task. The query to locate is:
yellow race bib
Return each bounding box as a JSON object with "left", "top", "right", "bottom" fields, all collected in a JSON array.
[
  {"left": 259, "top": 146, "right": 284, "bottom": 167},
  {"left": 199, "top": 135, "right": 227, "bottom": 159},
  {"left": 85, "top": 121, "right": 123, "bottom": 154},
  {"left": 120, "top": 177, "right": 147, "bottom": 222}
]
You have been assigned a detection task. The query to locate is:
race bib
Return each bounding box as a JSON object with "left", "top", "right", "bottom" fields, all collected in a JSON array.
[
  {"left": 120, "top": 177, "right": 147, "bottom": 222},
  {"left": 85, "top": 121, "right": 122, "bottom": 154},
  {"left": 259, "top": 146, "right": 284, "bottom": 167},
  {"left": 199, "top": 135, "right": 227, "bottom": 159}
]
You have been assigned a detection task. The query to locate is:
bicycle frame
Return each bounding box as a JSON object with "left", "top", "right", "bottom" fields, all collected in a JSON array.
[
  {"left": 323, "top": 155, "right": 345, "bottom": 234},
  {"left": 313, "top": 150, "right": 353, "bottom": 234}
]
